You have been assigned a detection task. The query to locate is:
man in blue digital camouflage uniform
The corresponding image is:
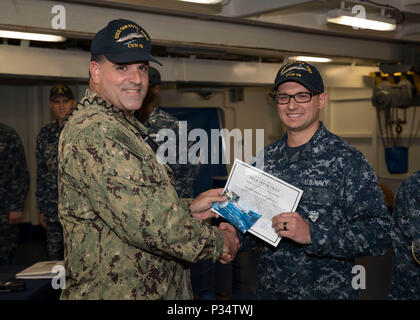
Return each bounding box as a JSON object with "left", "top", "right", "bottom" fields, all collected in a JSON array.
[
  {"left": 246, "top": 61, "right": 391, "bottom": 299},
  {"left": 0, "top": 122, "right": 30, "bottom": 264},
  {"left": 389, "top": 170, "right": 420, "bottom": 299},
  {"left": 134, "top": 66, "right": 197, "bottom": 198},
  {"left": 36, "top": 85, "right": 76, "bottom": 260}
]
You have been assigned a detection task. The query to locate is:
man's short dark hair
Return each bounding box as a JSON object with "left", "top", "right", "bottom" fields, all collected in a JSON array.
[
  {"left": 91, "top": 54, "right": 106, "bottom": 63},
  {"left": 89, "top": 54, "right": 106, "bottom": 79}
]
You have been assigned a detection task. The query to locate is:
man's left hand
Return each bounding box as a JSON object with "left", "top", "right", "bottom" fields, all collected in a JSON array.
[{"left": 272, "top": 212, "right": 311, "bottom": 245}]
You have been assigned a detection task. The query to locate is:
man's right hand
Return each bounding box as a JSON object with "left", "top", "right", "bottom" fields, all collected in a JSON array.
[
  {"left": 218, "top": 222, "right": 240, "bottom": 264},
  {"left": 190, "top": 188, "right": 226, "bottom": 220},
  {"left": 38, "top": 213, "right": 47, "bottom": 229},
  {"left": 9, "top": 211, "right": 23, "bottom": 224}
]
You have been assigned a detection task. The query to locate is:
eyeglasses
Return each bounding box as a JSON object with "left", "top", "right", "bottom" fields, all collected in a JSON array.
[{"left": 272, "top": 92, "right": 319, "bottom": 104}]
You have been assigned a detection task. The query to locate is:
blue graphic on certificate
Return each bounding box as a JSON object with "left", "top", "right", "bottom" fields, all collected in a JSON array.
[{"left": 211, "top": 190, "right": 262, "bottom": 234}]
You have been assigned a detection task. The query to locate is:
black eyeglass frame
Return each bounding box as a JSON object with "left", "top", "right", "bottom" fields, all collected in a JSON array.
[{"left": 272, "top": 91, "right": 321, "bottom": 104}]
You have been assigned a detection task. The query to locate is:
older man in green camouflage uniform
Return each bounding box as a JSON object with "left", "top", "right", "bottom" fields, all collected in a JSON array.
[
  {"left": 0, "top": 122, "right": 30, "bottom": 264},
  {"left": 58, "top": 19, "right": 239, "bottom": 300},
  {"left": 36, "top": 85, "right": 76, "bottom": 260},
  {"left": 245, "top": 61, "right": 391, "bottom": 299},
  {"left": 389, "top": 170, "right": 420, "bottom": 299},
  {"left": 135, "top": 66, "right": 197, "bottom": 198}
]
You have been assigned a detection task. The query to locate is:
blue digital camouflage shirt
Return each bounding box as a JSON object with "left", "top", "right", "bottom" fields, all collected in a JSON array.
[
  {"left": 0, "top": 122, "right": 30, "bottom": 264},
  {"left": 0, "top": 122, "right": 30, "bottom": 216},
  {"left": 35, "top": 121, "right": 62, "bottom": 223},
  {"left": 247, "top": 122, "right": 391, "bottom": 299},
  {"left": 389, "top": 170, "right": 420, "bottom": 299},
  {"left": 144, "top": 107, "right": 197, "bottom": 198}
]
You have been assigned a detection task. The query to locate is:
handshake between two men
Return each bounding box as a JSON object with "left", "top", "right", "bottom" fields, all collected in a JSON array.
[{"left": 189, "top": 188, "right": 240, "bottom": 264}]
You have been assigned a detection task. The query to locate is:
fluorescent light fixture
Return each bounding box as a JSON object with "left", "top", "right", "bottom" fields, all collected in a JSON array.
[
  {"left": 327, "top": 9, "right": 396, "bottom": 31},
  {"left": 0, "top": 30, "right": 66, "bottom": 42},
  {"left": 179, "top": 0, "right": 222, "bottom": 4},
  {"left": 289, "top": 56, "right": 332, "bottom": 63}
]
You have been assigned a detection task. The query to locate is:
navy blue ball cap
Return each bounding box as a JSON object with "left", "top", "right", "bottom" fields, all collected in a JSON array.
[
  {"left": 50, "top": 84, "right": 74, "bottom": 101},
  {"left": 91, "top": 19, "right": 162, "bottom": 66},
  {"left": 273, "top": 61, "right": 324, "bottom": 93}
]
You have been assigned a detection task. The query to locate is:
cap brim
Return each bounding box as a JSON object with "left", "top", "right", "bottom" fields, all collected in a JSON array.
[
  {"left": 50, "top": 94, "right": 73, "bottom": 101},
  {"left": 105, "top": 52, "right": 162, "bottom": 66},
  {"left": 272, "top": 77, "right": 314, "bottom": 92}
]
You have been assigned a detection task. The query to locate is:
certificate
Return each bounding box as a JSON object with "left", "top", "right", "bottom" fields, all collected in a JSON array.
[{"left": 212, "top": 159, "right": 303, "bottom": 247}]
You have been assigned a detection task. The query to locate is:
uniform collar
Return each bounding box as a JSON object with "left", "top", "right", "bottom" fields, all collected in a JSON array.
[
  {"left": 143, "top": 105, "right": 160, "bottom": 128},
  {"left": 279, "top": 121, "right": 327, "bottom": 163},
  {"left": 80, "top": 88, "right": 149, "bottom": 136},
  {"left": 50, "top": 119, "right": 65, "bottom": 132}
]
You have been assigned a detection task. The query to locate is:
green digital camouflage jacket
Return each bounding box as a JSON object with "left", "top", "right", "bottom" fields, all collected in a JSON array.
[{"left": 58, "top": 89, "right": 224, "bottom": 300}]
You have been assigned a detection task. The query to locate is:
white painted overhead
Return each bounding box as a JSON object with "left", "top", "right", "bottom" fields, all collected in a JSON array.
[
  {"left": 0, "top": 0, "right": 419, "bottom": 80},
  {"left": 1, "top": 0, "right": 417, "bottom": 61}
]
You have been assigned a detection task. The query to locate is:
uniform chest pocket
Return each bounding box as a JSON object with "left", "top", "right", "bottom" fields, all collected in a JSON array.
[
  {"left": 45, "top": 143, "right": 57, "bottom": 153},
  {"left": 46, "top": 158, "right": 57, "bottom": 171},
  {"left": 130, "top": 153, "right": 168, "bottom": 186},
  {"left": 298, "top": 193, "right": 334, "bottom": 224},
  {"left": 107, "top": 133, "right": 168, "bottom": 186},
  {"left": 44, "top": 144, "right": 58, "bottom": 168}
]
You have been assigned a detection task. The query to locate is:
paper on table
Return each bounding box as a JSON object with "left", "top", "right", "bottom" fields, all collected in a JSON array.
[
  {"left": 212, "top": 159, "right": 303, "bottom": 247},
  {"left": 15, "top": 261, "right": 64, "bottom": 279}
]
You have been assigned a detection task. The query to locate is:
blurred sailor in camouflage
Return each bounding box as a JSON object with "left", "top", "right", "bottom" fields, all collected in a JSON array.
[
  {"left": 389, "top": 170, "right": 420, "bottom": 299},
  {"left": 58, "top": 19, "right": 239, "bottom": 300},
  {"left": 0, "top": 123, "right": 30, "bottom": 264},
  {"left": 134, "top": 66, "right": 197, "bottom": 198},
  {"left": 246, "top": 61, "right": 391, "bottom": 299},
  {"left": 36, "top": 85, "right": 76, "bottom": 260}
]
